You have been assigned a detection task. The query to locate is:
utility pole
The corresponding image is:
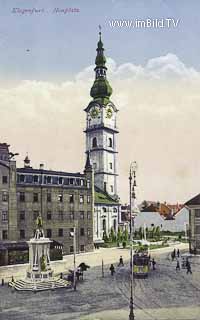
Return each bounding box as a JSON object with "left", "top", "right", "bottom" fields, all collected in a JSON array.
[
  {"left": 129, "top": 161, "right": 137, "bottom": 320},
  {"left": 73, "top": 226, "right": 76, "bottom": 291}
]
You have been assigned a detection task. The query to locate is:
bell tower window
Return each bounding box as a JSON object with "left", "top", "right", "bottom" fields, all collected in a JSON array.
[
  {"left": 92, "top": 137, "right": 97, "bottom": 148},
  {"left": 108, "top": 138, "right": 113, "bottom": 147}
]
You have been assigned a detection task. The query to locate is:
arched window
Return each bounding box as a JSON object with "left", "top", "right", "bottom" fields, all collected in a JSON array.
[
  {"left": 92, "top": 137, "right": 97, "bottom": 148},
  {"left": 108, "top": 138, "right": 112, "bottom": 147},
  {"left": 102, "top": 219, "right": 106, "bottom": 232},
  {"left": 113, "top": 219, "right": 117, "bottom": 232}
]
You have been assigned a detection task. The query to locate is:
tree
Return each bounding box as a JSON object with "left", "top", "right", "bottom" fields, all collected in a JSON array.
[
  {"left": 117, "top": 227, "right": 123, "bottom": 243},
  {"left": 155, "top": 226, "right": 160, "bottom": 239},
  {"left": 146, "top": 227, "right": 149, "bottom": 239},
  {"left": 103, "top": 231, "right": 109, "bottom": 242},
  {"left": 109, "top": 228, "right": 116, "bottom": 243},
  {"left": 123, "top": 228, "right": 129, "bottom": 242},
  {"left": 138, "top": 226, "right": 143, "bottom": 239}
]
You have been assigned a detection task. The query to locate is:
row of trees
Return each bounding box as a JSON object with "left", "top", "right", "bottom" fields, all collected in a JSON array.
[
  {"left": 103, "top": 227, "right": 129, "bottom": 244},
  {"left": 103, "top": 226, "right": 161, "bottom": 244},
  {"left": 134, "top": 226, "right": 161, "bottom": 240}
]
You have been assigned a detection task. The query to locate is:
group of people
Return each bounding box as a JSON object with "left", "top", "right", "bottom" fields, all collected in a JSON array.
[
  {"left": 171, "top": 248, "right": 180, "bottom": 261},
  {"left": 109, "top": 255, "right": 157, "bottom": 275},
  {"left": 109, "top": 256, "right": 124, "bottom": 275},
  {"left": 172, "top": 248, "right": 192, "bottom": 274}
]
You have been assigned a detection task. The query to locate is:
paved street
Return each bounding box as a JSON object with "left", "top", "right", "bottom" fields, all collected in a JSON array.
[{"left": 0, "top": 247, "right": 199, "bottom": 320}]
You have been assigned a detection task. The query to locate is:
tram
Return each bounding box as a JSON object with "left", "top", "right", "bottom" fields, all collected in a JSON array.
[{"left": 133, "top": 246, "right": 150, "bottom": 278}]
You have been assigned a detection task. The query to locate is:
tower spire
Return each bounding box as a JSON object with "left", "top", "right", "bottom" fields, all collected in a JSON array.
[{"left": 90, "top": 28, "right": 113, "bottom": 104}]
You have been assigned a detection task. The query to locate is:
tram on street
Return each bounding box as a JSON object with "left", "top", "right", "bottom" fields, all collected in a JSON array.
[{"left": 133, "top": 246, "right": 150, "bottom": 277}]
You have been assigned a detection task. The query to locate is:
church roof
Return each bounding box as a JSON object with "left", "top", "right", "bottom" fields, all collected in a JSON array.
[
  {"left": 185, "top": 193, "right": 200, "bottom": 206},
  {"left": 90, "top": 31, "right": 113, "bottom": 102},
  {"left": 94, "top": 186, "right": 119, "bottom": 205}
]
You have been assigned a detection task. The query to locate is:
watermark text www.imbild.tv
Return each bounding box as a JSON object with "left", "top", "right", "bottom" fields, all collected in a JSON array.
[{"left": 109, "top": 18, "right": 180, "bottom": 29}]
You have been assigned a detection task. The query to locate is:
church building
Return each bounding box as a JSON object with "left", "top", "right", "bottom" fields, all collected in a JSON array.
[{"left": 84, "top": 31, "right": 121, "bottom": 244}]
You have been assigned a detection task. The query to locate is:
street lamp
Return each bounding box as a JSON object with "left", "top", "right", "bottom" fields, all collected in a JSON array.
[{"left": 129, "top": 161, "right": 137, "bottom": 320}]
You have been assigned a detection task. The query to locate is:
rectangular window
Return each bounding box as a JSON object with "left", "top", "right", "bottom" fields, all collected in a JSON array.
[
  {"left": 20, "top": 175, "right": 25, "bottom": 182},
  {"left": 69, "top": 228, "right": 74, "bottom": 237},
  {"left": 2, "top": 191, "right": 8, "bottom": 202},
  {"left": 20, "top": 211, "right": 25, "bottom": 221},
  {"left": 70, "top": 212, "right": 74, "bottom": 220},
  {"left": 80, "top": 245, "right": 85, "bottom": 252},
  {"left": 47, "top": 229, "right": 52, "bottom": 238},
  {"left": 93, "top": 163, "right": 97, "bottom": 170},
  {"left": 80, "top": 211, "right": 84, "bottom": 219},
  {"left": 2, "top": 230, "right": 8, "bottom": 240},
  {"left": 33, "top": 211, "right": 39, "bottom": 220},
  {"left": 47, "top": 193, "right": 51, "bottom": 202},
  {"left": 64, "top": 178, "right": 69, "bottom": 185},
  {"left": 195, "top": 225, "right": 200, "bottom": 234},
  {"left": 80, "top": 195, "right": 84, "bottom": 204},
  {"left": 87, "top": 228, "right": 90, "bottom": 236},
  {"left": 69, "top": 194, "right": 74, "bottom": 203},
  {"left": 87, "top": 195, "right": 90, "bottom": 203},
  {"left": 33, "top": 175, "right": 38, "bottom": 183},
  {"left": 109, "top": 162, "right": 113, "bottom": 169},
  {"left": 20, "top": 230, "right": 25, "bottom": 239},
  {"left": 47, "top": 176, "right": 51, "bottom": 184},
  {"left": 80, "top": 228, "right": 85, "bottom": 236},
  {"left": 58, "top": 211, "right": 63, "bottom": 220},
  {"left": 58, "top": 194, "right": 63, "bottom": 202},
  {"left": 2, "top": 211, "right": 8, "bottom": 222},
  {"left": 87, "top": 211, "right": 91, "bottom": 219},
  {"left": 70, "top": 246, "right": 74, "bottom": 253},
  {"left": 2, "top": 176, "right": 8, "bottom": 184},
  {"left": 195, "top": 209, "right": 200, "bottom": 218},
  {"left": 47, "top": 211, "right": 52, "bottom": 220},
  {"left": 87, "top": 179, "right": 90, "bottom": 188},
  {"left": 58, "top": 228, "right": 63, "bottom": 237},
  {"left": 19, "top": 192, "right": 25, "bottom": 202},
  {"left": 33, "top": 193, "right": 39, "bottom": 202},
  {"left": 58, "top": 177, "right": 63, "bottom": 185},
  {"left": 70, "top": 178, "right": 74, "bottom": 185}
]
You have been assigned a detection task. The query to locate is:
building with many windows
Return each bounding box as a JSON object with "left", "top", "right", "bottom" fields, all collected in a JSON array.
[{"left": 0, "top": 143, "right": 94, "bottom": 264}]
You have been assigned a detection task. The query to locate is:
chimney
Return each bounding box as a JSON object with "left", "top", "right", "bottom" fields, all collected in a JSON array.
[{"left": 40, "top": 163, "right": 44, "bottom": 170}]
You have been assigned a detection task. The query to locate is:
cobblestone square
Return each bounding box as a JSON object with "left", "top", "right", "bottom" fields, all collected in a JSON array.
[{"left": 0, "top": 248, "right": 199, "bottom": 320}]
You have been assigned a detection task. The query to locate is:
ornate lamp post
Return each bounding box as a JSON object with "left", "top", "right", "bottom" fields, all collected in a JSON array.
[{"left": 129, "top": 161, "right": 137, "bottom": 320}]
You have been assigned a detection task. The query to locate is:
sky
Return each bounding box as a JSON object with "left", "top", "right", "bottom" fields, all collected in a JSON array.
[{"left": 1, "top": 0, "right": 200, "bottom": 203}]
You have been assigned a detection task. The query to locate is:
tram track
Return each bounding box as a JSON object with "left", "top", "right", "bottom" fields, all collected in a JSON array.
[
  {"left": 113, "top": 252, "right": 200, "bottom": 319},
  {"left": 114, "top": 267, "right": 161, "bottom": 320}
]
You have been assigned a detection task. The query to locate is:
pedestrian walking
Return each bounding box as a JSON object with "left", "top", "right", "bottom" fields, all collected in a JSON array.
[
  {"left": 171, "top": 251, "right": 175, "bottom": 261},
  {"left": 152, "top": 258, "right": 156, "bottom": 270},
  {"left": 118, "top": 256, "right": 124, "bottom": 267},
  {"left": 177, "top": 249, "right": 180, "bottom": 258},
  {"left": 110, "top": 264, "right": 115, "bottom": 276},
  {"left": 173, "top": 248, "right": 176, "bottom": 257},
  {"left": 176, "top": 260, "right": 180, "bottom": 271},
  {"left": 186, "top": 261, "right": 192, "bottom": 274}
]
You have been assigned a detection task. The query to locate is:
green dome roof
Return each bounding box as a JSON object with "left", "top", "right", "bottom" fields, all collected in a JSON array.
[
  {"left": 90, "top": 78, "right": 112, "bottom": 99},
  {"left": 90, "top": 31, "right": 113, "bottom": 100}
]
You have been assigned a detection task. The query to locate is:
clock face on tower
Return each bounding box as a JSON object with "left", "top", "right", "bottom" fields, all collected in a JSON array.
[
  {"left": 106, "top": 106, "right": 113, "bottom": 119},
  {"left": 90, "top": 106, "right": 100, "bottom": 119}
]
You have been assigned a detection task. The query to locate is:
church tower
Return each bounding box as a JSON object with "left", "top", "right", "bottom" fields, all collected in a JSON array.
[{"left": 84, "top": 31, "right": 119, "bottom": 198}]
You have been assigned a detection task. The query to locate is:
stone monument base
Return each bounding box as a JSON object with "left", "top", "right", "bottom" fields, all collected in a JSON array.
[{"left": 9, "top": 276, "right": 71, "bottom": 291}]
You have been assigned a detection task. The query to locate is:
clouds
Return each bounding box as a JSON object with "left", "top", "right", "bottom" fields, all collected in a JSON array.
[{"left": 1, "top": 53, "right": 200, "bottom": 203}]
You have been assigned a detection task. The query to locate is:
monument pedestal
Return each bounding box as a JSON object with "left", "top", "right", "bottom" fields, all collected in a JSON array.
[{"left": 9, "top": 227, "right": 70, "bottom": 291}]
